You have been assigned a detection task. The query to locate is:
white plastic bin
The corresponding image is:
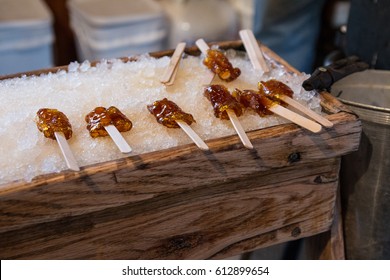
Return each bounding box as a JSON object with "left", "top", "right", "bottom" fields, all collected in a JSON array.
[
  {"left": 0, "top": 0, "right": 54, "bottom": 75},
  {"left": 68, "top": 0, "right": 167, "bottom": 61},
  {"left": 160, "top": 0, "right": 239, "bottom": 49},
  {"left": 229, "top": 0, "right": 254, "bottom": 30}
]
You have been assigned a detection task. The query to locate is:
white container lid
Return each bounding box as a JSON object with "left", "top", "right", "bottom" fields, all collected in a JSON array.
[
  {"left": 69, "top": 8, "right": 166, "bottom": 42},
  {"left": 0, "top": 0, "right": 52, "bottom": 29},
  {"left": 72, "top": 20, "right": 166, "bottom": 51},
  {"left": 68, "top": 0, "right": 164, "bottom": 28},
  {"left": 0, "top": 0, "right": 53, "bottom": 51},
  {"left": 161, "top": 0, "right": 238, "bottom": 48}
]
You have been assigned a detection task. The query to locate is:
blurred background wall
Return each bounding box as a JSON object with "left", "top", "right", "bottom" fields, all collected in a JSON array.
[{"left": 0, "top": 0, "right": 351, "bottom": 76}]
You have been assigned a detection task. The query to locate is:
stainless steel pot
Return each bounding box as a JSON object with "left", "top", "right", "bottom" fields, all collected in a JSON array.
[{"left": 331, "top": 69, "right": 390, "bottom": 259}]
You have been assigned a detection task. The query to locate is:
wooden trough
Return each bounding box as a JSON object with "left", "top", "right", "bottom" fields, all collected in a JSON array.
[{"left": 0, "top": 41, "right": 361, "bottom": 259}]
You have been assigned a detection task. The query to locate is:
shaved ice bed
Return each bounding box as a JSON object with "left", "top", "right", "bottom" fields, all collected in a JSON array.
[{"left": 0, "top": 50, "right": 321, "bottom": 185}]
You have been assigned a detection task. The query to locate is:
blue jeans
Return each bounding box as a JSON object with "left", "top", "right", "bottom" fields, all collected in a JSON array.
[{"left": 253, "top": 0, "right": 326, "bottom": 73}]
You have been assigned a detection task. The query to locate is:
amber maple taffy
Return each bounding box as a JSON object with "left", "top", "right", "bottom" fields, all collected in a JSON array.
[
  {"left": 234, "top": 89, "right": 322, "bottom": 133},
  {"left": 239, "top": 29, "right": 269, "bottom": 73},
  {"left": 259, "top": 80, "right": 334, "bottom": 128},
  {"left": 147, "top": 99, "right": 209, "bottom": 151},
  {"left": 204, "top": 85, "right": 254, "bottom": 150},
  {"left": 195, "top": 38, "right": 241, "bottom": 84},
  {"left": 85, "top": 107, "right": 132, "bottom": 154},
  {"left": 161, "top": 42, "right": 186, "bottom": 86},
  {"left": 35, "top": 108, "right": 80, "bottom": 171},
  {"left": 240, "top": 29, "right": 333, "bottom": 128},
  {"left": 196, "top": 39, "right": 253, "bottom": 149},
  {"left": 195, "top": 38, "right": 216, "bottom": 85}
]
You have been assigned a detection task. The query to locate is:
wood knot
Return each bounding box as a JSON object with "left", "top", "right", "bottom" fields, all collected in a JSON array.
[
  {"left": 314, "top": 175, "right": 336, "bottom": 184},
  {"left": 163, "top": 233, "right": 203, "bottom": 255},
  {"left": 288, "top": 152, "right": 301, "bottom": 163},
  {"left": 314, "top": 175, "right": 323, "bottom": 183},
  {"left": 291, "top": 227, "right": 301, "bottom": 237},
  {"left": 170, "top": 237, "right": 193, "bottom": 250}
]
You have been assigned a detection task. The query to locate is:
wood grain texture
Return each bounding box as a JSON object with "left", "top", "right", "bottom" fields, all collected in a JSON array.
[
  {"left": 305, "top": 186, "right": 346, "bottom": 260},
  {"left": 0, "top": 42, "right": 362, "bottom": 259},
  {"left": 1, "top": 157, "right": 340, "bottom": 259}
]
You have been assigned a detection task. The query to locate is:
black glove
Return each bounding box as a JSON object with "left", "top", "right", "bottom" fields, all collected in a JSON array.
[{"left": 302, "top": 56, "right": 369, "bottom": 91}]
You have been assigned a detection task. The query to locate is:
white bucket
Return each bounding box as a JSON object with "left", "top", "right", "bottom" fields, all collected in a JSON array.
[
  {"left": 68, "top": 0, "right": 168, "bottom": 61},
  {"left": 0, "top": 0, "right": 54, "bottom": 75}
]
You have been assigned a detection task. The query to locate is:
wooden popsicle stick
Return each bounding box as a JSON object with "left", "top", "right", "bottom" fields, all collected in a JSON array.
[
  {"left": 195, "top": 38, "right": 210, "bottom": 54},
  {"left": 239, "top": 29, "right": 269, "bottom": 73},
  {"left": 164, "top": 63, "right": 179, "bottom": 86},
  {"left": 161, "top": 42, "right": 186, "bottom": 85},
  {"left": 226, "top": 109, "right": 254, "bottom": 149},
  {"left": 269, "top": 105, "right": 322, "bottom": 133},
  {"left": 54, "top": 131, "right": 80, "bottom": 171},
  {"left": 195, "top": 38, "right": 216, "bottom": 85},
  {"left": 202, "top": 72, "right": 215, "bottom": 85},
  {"left": 104, "top": 125, "right": 132, "bottom": 154},
  {"left": 279, "top": 95, "right": 334, "bottom": 128},
  {"left": 239, "top": 29, "right": 326, "bottom": 130},
  {"left": 176, "top": 120, "right": 209, "bottom": 151}
]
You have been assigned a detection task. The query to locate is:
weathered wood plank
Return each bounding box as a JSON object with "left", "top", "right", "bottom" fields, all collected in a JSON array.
[
  {"left": 0, "top": 157, "right": 340, "bottom": 259},
  {"left": 305, "top": 186, "right": 346, "bottom": 260}
]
